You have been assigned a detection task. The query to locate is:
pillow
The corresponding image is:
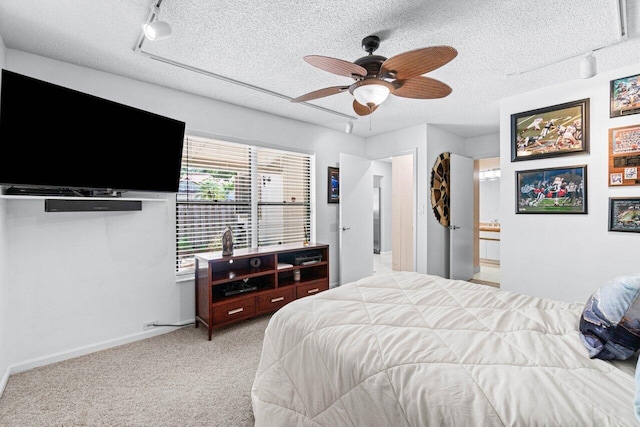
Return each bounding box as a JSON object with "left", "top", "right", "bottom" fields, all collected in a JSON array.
[
  {"left": 579, "top": 274, "right": 640, "bottom": 360},
  {"left": 636, "top": 356, "right": 640, "bottom": 422}
]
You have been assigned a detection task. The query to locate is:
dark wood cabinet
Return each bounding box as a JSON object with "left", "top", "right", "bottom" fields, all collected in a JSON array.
[{"left": 195, "top": 243, "right": 329, "bottom": 340}]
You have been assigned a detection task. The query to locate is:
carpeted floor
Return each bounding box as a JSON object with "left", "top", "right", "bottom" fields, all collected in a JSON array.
[{"left": 0, "top": 314, "right": 272, "bottom": 426}]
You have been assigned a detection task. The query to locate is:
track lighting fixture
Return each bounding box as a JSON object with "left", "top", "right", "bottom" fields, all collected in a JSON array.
[
  {"left": 143, "top": 5, "right": 172, "bottom": 41},
  {"left": 580, "top": 52, "right": 597, "bottom": 79},
  {"left": 345, "top": 119, "right": 354, "bottom": 134}
]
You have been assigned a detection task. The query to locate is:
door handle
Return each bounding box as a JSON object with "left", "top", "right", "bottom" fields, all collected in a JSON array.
[
  {"left": 342, "top": 227, "right": 351, "bottom": 231},
  {"left": 448, "top": 225, "right": 460, "bottom": 230}
]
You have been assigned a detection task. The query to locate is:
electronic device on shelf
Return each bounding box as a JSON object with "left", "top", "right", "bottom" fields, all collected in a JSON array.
[
  {"left": 294, "top": 253, "right": 322, "bottom": 265},
  {"left": 5, "top": 186, "right": 82, "bottom": 197},
  {"left": 218, "top": 280, "right": 258, "bottom": 297}
]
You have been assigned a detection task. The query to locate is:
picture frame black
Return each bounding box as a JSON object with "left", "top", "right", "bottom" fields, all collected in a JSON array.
[
  {"left": 516, "top": 165, "right": 587, "bottom": 214},
  {"left": 511, "top": 98, "right": 589, "bottom": 162},
  {"left": 328, "top": 167, "right": 339, "bottom": 204},
  {"left": 610, "top": 73, "right": 640, "bottom": 118},
  {"left": 608, "top": 197, "right": 640, "bottom": 232}
]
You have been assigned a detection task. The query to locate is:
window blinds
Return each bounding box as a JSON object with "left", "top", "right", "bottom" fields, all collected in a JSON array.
[{"left": 176, "top": 135, "right": 312, "bottom": 274}]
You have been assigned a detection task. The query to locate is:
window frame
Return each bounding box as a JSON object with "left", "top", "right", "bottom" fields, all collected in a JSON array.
[{"left": 175, "top": 133, "right": 315, "bottom": 279}]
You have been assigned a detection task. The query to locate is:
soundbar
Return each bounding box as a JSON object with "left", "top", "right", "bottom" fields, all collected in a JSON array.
[{"left": 45, "top": 199, "right": 142, "bottom": 212}]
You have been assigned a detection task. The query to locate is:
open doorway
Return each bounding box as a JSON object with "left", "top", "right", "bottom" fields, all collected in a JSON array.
[
  {"left": 472, "top": 157, "right": 500, "bottom": 286},
  {"left": 372, "top": 153, "right": 414, "bottom": 276},
  {"left": 372, "top": 159, "right": 392, "bottom": 275}
]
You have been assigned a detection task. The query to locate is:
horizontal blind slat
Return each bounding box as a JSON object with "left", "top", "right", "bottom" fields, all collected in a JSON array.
[{"left": 176, "top": 136, "right": 312, "bottom": 273}]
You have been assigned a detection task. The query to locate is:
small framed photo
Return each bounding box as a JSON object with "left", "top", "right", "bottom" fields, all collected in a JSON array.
[
  {"left": 511, "top": 98, "right": 589, "bottom": 162},
  {"left": 327, "top": 167, "right": 339, "bottom": 204},
  {"left": 609, "top": 197, "right": 640, "bottom": 232},
  {"left": 611, "top": 173, "right": 623, "bottom": 185},
  {"left": 516, "top": 165, "right": 587, "bottom": 214},
  {"left": 610, "top": 73, "right": 640, "bottom": 118}
]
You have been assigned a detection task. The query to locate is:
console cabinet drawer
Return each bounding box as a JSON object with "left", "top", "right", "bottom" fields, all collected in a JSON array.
[
  {"left": 256, "top": 287, "right": 295, "bottom": 313},
  {"left": 296, "top": 280, "right": 329, "bottom": 299},
  {"left": 212, "top": 297, "right": 256, "bottom": 324}
]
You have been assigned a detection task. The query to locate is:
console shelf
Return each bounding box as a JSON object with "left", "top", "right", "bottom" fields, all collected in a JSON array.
[{"left": 194, "top": 243, "right": 329, "bottom": 340}]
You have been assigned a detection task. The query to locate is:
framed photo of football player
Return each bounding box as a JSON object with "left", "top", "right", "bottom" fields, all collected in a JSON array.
[
  {"left": 516, "top": 165, "right": 587, "bottom": 214},
  {"left": 511, "top": 99, "right": 589, "bottom": 162},
  {"left": 610, "top": 73, "right": 640, "bottom": 118}
]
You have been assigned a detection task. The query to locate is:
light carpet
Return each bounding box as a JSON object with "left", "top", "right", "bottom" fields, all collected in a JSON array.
[{"left": 0, "top": 314, "right": 271, "bottom": 426}]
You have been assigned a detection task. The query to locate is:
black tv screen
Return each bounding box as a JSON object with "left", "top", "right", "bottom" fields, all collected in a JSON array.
[{"left": 0, "top": 69, "right": 186, "bottom": 193}]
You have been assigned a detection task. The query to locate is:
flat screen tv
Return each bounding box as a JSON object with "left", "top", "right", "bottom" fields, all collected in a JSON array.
[{"left": 0, "top": 69, "right": 186, "bottom": 194}]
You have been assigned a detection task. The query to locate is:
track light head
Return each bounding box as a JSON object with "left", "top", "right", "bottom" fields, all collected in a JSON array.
[
  {"left": 143, "top": 6, "right": 172, "bottom": 41},
  {"left": 580, "top": 52, "right": 597, "bottom": 79},
  {"left": 345, "top": 119, "right": 354, "bottom": 134}
]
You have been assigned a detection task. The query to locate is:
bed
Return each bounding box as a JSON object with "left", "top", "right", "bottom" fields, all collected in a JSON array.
[{"left": 251, "top": 271, "right": 639, "bottom": 426}]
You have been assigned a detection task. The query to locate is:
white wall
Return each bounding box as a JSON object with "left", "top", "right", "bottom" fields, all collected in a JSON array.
[
  {"left": 0, "top": 35, "right": 9, "bottom": 394},
  {"left": 479, "top": 179, "right": 500, "bottom": 222},
  {"left": 465, "top": 133, "right": 500, "bottom": 159},
  {"left": 2, "top": 50, "right": 366, "bottom": 375},
  {"left": 500, "top": 62, "right": 640, "bottom": 304},
  {"left": 372, "top": 161, "right": 392, "bottom": 253}
]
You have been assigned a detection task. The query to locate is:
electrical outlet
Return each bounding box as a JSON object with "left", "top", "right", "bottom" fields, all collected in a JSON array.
[{"left": 143, "top": 320, "right": 157, "bottom": 330}]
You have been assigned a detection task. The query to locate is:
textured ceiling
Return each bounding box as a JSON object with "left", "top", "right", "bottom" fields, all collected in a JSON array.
[{"left": 0, "top": 0, "right": 637, "bottom": 138}]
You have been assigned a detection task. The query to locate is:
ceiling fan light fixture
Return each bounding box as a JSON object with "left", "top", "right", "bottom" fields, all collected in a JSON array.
[
  {"left": 352, "top": 81, "right": 391, "bottom": 107},
  {"left": 143, "top": 6, "right": 172, "bottom": 41}
]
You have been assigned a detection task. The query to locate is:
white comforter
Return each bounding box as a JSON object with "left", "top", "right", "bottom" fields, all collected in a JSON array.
[{"left": 251, "top": 272, "right": 638, "bottom": 426}]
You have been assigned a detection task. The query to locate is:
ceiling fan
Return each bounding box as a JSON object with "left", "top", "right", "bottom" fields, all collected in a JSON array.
[{"left": 291, "top": 35, "right": 457, "bottom": 116}]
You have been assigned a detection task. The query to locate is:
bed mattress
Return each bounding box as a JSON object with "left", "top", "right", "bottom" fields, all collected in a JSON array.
[{"left": 251, "top": 271, "right": 638, "bottom": 426}]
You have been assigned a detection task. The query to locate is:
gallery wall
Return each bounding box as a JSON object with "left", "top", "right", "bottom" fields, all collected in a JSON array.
[{"left": 500, "top": 62, "right": 640, "bottom": 304}]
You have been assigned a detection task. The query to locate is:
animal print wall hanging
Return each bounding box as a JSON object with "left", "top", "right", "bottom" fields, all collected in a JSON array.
[{"left": 430, "top": 152, "right": 450, "bottom": 227}]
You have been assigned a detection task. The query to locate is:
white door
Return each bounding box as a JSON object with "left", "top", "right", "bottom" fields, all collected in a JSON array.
[
  {"left": 339, "top": 153, "right": 373, "bottom": 285},
  {"left": 449, "top": 153, "right": 474, "bottom": 280}
]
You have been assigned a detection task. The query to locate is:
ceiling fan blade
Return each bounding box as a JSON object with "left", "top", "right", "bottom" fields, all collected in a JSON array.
[
  {"left": 304, "top": 55, "right": 368, "bottom": 78},
  {"left": 291, "top": 86, "right": 349, "bottom": 103},
  {"left": 393, "top": 76, "right": 452, "bottom": 99},
  {"left": 353, "top": 100, "right": 378, "bottom": 116},
  {"left": 381, "top": 46, "right": 457, "bottom": 80}
]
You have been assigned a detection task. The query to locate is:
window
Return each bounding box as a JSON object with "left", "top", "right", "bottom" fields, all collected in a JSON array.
[{"left": 176, "top": 135, "right": 313, "bottom": 274}]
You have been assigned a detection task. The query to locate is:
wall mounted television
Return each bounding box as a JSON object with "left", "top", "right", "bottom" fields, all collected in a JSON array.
[{"left": 0, "top": 69, "right": 186, "bottom": 195}]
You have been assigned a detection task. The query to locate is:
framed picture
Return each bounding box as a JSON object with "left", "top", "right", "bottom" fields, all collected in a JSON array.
[
  {"left": 609, "top": 197, "right": 640, "bottom": 232},
  {"left": 327, "top": 167, "right": 339, "bottom": 204},
  {"left": 610, "top": 73, "right": 640, "bottom": 118},
  {"left": 516, "top": 165, "right": 587, "bottom": 214},
  {"left": 511, "top": 98, "right": 589, "bottom": 162},
  {"left": 608, "top": 124, "right": 640, "bottom": 187}
]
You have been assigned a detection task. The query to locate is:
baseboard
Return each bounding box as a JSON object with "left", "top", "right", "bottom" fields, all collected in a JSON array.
[
  {"left": 7, "top": 319, "right": 195, "bottom": 377},
  {"left": 0, "top": 364, "right": 10, "bottom": 399}
]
